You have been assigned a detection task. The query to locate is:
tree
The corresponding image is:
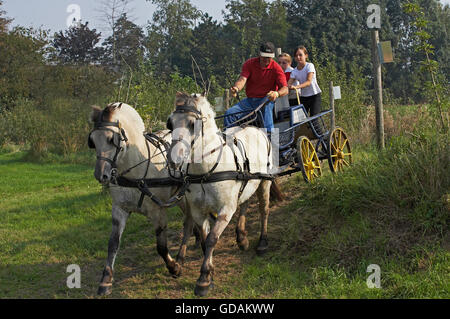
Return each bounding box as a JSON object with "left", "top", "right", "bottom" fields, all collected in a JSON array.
[
  {"left": 102, "top": 13, "right": 145, "bottom": 70},
  {"left": 98, "top": 0, "right": 134, "bottom": 65},
  {"left": 223, "top": 0, "right": 269, "bottom": 60},
  {"left": 264, "top": 0, "right": 290, "bottom": 50},
  {"left": 404, "top": 0, "right": 448, "bottom": 130},
  {"left": 223, "top": 0, "right": 290, "bottom": 63},
  {"left": 0, "top": 0, "right": 12, "bottom": 33},
  {"left": 0, "top": 27, "right": 48, "bottom": 107},
  {"left": 52, "top": 22, "right": 105, "bottom": 65},
  {"left": 145, "top": 0, "right": 201, "bottom": 75}
]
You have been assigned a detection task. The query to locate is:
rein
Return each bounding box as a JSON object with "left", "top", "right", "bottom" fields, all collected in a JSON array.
[
  {"left": 89, "top": 112, "right": 186, "bottom": 208},
  {"left": 88, "top": 110, "right": 129, "bottom": 177},
  {"left": 89, "top": 99, "right": 274, "bottom": 210},
  {"left": 167, "top": 99, "right": 275, "bottom": 197}
]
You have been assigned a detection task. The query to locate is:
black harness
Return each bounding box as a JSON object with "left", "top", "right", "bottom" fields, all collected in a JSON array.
[
  {"left": 88, "top": 110, "right": 129, "bottom": 177},
  {"left": 167, "top": 101, "right": 274, "bottom": 200},
  {"left": 88, "top": 102, "right": 274, "bottom": 209}
]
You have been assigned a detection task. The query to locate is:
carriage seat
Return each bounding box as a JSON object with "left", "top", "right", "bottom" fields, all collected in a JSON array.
[{"left": 274, "top": 95, "right": 307, "bottom": 124}]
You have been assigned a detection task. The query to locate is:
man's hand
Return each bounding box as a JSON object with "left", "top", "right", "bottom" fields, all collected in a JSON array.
[
  {"left": 267, "top": 91, "right": 279, "bottom": 102},
  {"left": 230, "top": 86, "right": 239, "bottom": 97}
]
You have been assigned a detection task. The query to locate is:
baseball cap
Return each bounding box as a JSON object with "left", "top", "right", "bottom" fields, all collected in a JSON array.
[{"left": 259, "top": 42, "right": 275, "bottom": 58}]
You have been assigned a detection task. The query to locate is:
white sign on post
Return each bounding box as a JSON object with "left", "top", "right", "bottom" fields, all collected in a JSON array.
[
  {"left": 333, "top": 86, "right": 341, "bottom": 100},
  {"left": 214, "top": 97, "right": 224, "bottom": 112}
]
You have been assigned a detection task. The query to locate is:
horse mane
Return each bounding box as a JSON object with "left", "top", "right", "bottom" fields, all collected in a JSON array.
[
  {"left": 90, "top": 103, "right": 146, "bottom": 136},
  {"left": 175, "top": 92, "right": 217, "bottom": 130},
  {"left": 195, "top": 95, "right": 216, "bottom": 122}
]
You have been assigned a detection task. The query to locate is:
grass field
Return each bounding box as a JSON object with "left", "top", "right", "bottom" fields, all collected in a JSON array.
[{"left": 0, "top": 146, "right": 448, "bottom": 298}]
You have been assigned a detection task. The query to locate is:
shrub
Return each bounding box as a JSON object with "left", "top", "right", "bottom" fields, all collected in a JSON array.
[
  {"left": 306, "top": 120, "right": 449, "bottom": 234},
  {"left": 0, "top": 97, "right": 93, "bottom": 158}
]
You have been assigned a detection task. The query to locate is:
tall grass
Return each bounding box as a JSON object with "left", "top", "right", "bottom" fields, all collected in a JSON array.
[{"left": 305, "top": 122, "right": 449, "bottom": 235}]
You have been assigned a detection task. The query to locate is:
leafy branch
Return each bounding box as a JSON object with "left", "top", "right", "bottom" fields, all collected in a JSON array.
[{"left": 403, "top": 1, "right": 448, "bottom": 131}]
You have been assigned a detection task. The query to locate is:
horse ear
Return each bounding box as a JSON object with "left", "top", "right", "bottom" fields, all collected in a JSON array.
[
  {"left": 118, "top": 102, "right": 123, "bottom": 108},
  {"left": 166, "top": 118, "right": 173, "bottom": 131},
  {"left": 90, "top": 106, "right": 102, "bottom": 123}
]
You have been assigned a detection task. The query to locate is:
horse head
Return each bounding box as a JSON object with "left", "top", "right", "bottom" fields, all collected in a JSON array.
[
  {"left": 166, "top": 92, "right": 216, "bottom": 170},
  {"left": 88, "top": 102, "right": 144, "bottom": 184}
]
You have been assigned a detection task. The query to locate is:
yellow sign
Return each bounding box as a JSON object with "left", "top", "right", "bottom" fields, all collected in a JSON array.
[{"left": 378, "top": 41, "right": 394, "bottom": 63}]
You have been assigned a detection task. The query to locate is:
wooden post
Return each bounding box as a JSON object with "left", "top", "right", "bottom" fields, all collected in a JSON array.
[
  {"left": 224, "top": 89, "right": 230, "bottom": 110},
  {"left": 329, "top": 81, "right": 335, "bottom": 130},
  {"left": 371, "top": 29, "right": 385, "bottom": 149}
]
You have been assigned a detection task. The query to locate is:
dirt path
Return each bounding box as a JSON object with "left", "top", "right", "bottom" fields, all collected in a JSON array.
[{"left": 102, "top": 176, "right": 300, "bottom": 299}]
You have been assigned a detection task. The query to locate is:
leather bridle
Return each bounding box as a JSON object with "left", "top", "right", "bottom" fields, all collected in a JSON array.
[
  {"left": 88, "top": 110, "right": 129, "bottom": 174},
  {"left": 167, "top": 102, "right": 205, "bottom": 164}
]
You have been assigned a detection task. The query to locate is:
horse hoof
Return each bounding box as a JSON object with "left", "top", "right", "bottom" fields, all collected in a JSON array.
[
  {"left": 97, "top": 284, "right": 112, "bottom": 296},
  {"left": 169, "top": 262, "right": 182, "bottom": 278},
  {"left": 194, "top": 283, "right": 211, "bottom": 297},
  {"left": 256, "top": 242, "right": 268, "bottom": 256},
  {"left": 238, "top": 237, "right": 249, "bottom": 251},
  {"left": 256, "top": 247, "right": 268, "bottom": 256}
]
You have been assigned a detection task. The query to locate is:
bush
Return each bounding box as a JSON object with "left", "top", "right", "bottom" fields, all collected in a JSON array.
[
  {"left": 114, "top": 61, "right": 223, "bottom": 131},
  {"left": 0, "top": 97, "right": 93, "bottom": 158},
  {"left": 309, "top": 46, "right": 370, "bottom": 137},
  {"left": 306, "top": 122, "right": 449, "bottom": 234}
]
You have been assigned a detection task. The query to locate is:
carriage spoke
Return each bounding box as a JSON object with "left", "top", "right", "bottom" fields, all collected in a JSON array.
[
  {"left": 343, "top": 153, "right": 352, "bottom": 157},
  {"left": 341, "top": 138, "right": 348, "bottom": 149},
  {"left": 333, "top": 159, "right": 339, "bottom": 171},
  {"left": 343, "top": 159, "right": 350, "bottom": 167},
  {"left": 331, "top": 142, "right": 338, "bottom": 153}
]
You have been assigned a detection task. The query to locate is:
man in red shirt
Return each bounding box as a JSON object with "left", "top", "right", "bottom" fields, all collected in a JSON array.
[{"left": 224, "top": 42, "right": 288, "bottom": 133}]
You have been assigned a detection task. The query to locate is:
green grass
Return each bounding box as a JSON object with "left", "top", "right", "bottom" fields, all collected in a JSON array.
[
  {"left": 0, "top": 140, "right": 448, "bottom": 298},
  {"left": 0, "top": 151, "right": 182, "bottom": 298}
]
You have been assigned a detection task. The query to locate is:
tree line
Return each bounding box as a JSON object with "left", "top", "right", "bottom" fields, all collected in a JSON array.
[
  {"left": 2, "top": 1, "right": 449, "bottom": 105},
  {"left": 0, "top": 0, "right": 448, "bottom": 156}
]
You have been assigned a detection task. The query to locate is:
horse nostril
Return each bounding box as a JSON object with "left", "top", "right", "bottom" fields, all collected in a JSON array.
[{"left": 101, "top": 174, "right": 110, "bottom": 182}]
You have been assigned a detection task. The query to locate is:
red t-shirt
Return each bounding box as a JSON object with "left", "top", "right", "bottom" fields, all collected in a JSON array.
[
  {"left": 241, "top": 57, "right": 287, "bottom": 98},
  {"left": 284, "top": 72, "right": 291, "bottom": 82}
]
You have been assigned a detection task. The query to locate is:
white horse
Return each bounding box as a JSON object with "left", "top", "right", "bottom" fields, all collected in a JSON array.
[
  {"left": 167, "top": 92, "right": 273, "bottom": 297},
  {"left": 88, "top": 102, "right": 198, "bottom": 296}
]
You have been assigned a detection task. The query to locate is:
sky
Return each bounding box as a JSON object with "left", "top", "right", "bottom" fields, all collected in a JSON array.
[
  {"left": 3, "top": 0, "right": 229, "bottom": 37},
  {"left": 3, "top": 0, "right": 450, "bottom": 38}
]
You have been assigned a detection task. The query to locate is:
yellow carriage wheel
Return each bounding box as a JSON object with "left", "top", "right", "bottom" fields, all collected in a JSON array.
[
  {"left": 297, "top": 136, "right": 322, "bottom": 183},
  {"left": 327, "top": 127, "right": 352, "bottom": 173}
]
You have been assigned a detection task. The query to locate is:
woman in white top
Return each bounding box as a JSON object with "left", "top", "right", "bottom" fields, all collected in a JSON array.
[{"left": 287, "top": 46, "right": 323, "bottom": 134}]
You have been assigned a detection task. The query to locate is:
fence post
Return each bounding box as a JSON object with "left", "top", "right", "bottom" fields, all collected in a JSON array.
[
  {"left": 224, "top": 89, "right": 230, "bottom": 110},
  {"left": 329, "top": 81, "right": 335, "bottom": 130},
  {"left": 371, "top": 29, "right": 385, "bottom": 149}
]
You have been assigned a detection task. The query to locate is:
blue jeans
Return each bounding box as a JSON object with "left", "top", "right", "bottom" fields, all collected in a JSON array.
[{"left": 223, "top": 97, "right": 274, "bottom": 132}]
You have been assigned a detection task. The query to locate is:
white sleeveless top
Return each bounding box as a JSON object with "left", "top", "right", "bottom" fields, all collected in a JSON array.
[{"left": 290, "top": 62, "right": 322, "bottom": 97}]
